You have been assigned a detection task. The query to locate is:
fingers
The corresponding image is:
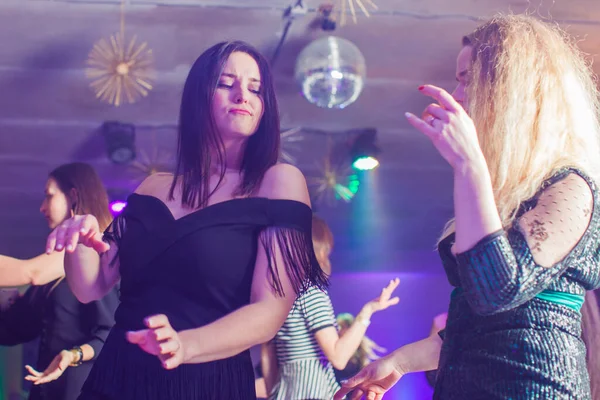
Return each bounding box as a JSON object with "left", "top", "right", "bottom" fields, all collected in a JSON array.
[
  {"left": 334, "top": 387, "right": 351, "bottom": 400},
  {"left": 46, "top": 215, "right": 106, "bottom": 254},
  {"left": 424, "top": 103, "right": 449, "bottom": 122},
  {"left": 145, "top": 314, "right": 170, "bottom": 329},
  {"left": 159, "top": 338, "right": 180, "bottom": 355},
  {"left": 386, "top": 278, "right": 400, "bottom": 292},
  {"left": 24, "top": 365, "right": 41, "bottom": 381},
  {"left": 46, "top": 230, "right": 59, "bottom": 254},
  {"left": 335, "top": 378, "right": 362, "bottom": 400},
  {"left": 160, "top": 350, "right": 182, "bottom": 370},
  {"left": 380, "top": 278, "right": 400, "bottom": 300},
  {"left": 126, "top": 329, "right": 148, "bottom": 345},
  {"left": 90, "top": 232, "right": 111, "bottom": 254},
  {"left": 34, "top": 369, "right": 62, "bottom": 385},
  {"left": 78, "top": 215, "right": 97, "bottom": 238},
  {"left": 128, "top": 315, "right": 180, "bottom": 363},
  {"left": 405, "top": 112, "right": 439, "bottom": 140},
  {"left": 152, "top": 326, "right": 174, "bottom": 342},
  {"left": 53, "top": 224, "right": 68, "bottom": 252},
  {"left": 65, "top": 227, "right": 80, "bottom": 253},
  {"left": 419, "top": 85, "right": 462, "bottom": 113},
  {"left": 350, "top": 389, "right": 365, "bottom": 400}
]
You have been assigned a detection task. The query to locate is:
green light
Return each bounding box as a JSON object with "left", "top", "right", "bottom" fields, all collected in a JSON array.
[{"left": 352, "top": 156, "right": 379, "bottom": 171}]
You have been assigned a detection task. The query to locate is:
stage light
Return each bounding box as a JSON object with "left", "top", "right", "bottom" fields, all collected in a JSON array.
[
  {"left": 102, "top": 121, "right": 136, "bottom": 164},
  {"left": 352, "top": 156, "right": 379, "bottom": 170},
  {"left": 350, "top": 129, "right": 380, "bottom": 171},
  {"left": 109, "top": 200, "right": 127, "bottom": 216}
]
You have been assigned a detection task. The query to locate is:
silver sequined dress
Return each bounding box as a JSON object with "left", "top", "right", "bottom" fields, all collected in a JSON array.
[{"left": 435, "top": 168, "right": 600, "bottom": 400}]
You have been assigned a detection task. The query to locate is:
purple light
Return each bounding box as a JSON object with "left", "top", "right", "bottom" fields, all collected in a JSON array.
[{"left": 109, "top": 200, "right": 127, "bottom": 215}]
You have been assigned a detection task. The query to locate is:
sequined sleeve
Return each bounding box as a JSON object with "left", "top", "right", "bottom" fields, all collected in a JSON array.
[{"left": 455, "top": 172, "right": 596, "bottom": 315}]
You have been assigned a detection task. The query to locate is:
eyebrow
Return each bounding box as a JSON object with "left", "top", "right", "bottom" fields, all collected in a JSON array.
[{"left": 221, "top": 73, "right": 261, "bottom": 83}]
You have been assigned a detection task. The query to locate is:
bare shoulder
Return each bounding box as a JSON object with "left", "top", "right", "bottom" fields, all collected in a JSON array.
[
  {"left": 134, "top": 173, "right": 175, "bottom": 199},
  {"left": 256, "top": 163, "right": 310, "bottom": 206}
]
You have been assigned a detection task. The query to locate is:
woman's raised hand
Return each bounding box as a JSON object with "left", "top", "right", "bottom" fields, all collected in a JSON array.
[
  {"left": 46, "top": 215, "right": 110, "bottom": 255},
  {"left": 406, "top": 85, "right": 485, "bottom": 170}
]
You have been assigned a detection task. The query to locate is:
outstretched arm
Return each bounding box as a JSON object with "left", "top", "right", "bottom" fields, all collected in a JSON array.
[
  {"left": 0, "top": 252, "right": 64, "bottom": 287},
  {"left": 334, "top": 333, "right": 442, "bottom": 400},
  {"left": 315, "top": 279, "right": 399, "bottom": 370}
]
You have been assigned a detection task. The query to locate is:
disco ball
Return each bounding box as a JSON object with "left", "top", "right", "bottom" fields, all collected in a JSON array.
[{"left": 294, "top": 36, "right": 366, "bottom": 109}]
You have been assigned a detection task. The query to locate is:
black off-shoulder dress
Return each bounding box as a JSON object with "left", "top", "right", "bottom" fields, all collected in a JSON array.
[{"left": 79, "top": 194, "right": 327, "bottom": 400}]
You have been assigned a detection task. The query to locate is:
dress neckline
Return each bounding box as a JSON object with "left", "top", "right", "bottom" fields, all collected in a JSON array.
[{"left": 127, "top": 193, "right": 311, "bottom": 223}]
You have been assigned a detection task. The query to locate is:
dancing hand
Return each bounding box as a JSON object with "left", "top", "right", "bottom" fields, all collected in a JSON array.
[
  {"left": 46, "top": 214, "right": 109, "bottom": 255},
  {"left": 334, "top": 355, "right": 404, "bottom": 400},
  {"left": 127, "top": 314, "right": 184, "bottom": 370},
  {"left": 24, "top": 350, "right": 73, "bottom": 385},
  {"left": 363, "top": 278, "right": 400, "bottom": 314},
  {"left": 406, "top": 85, "right": 484, "bottom": 170}
]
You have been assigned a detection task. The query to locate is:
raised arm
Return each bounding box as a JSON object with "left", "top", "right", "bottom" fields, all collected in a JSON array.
[
  {"left": 315, "top": 279, "right": 399, "bottom": 370},
  {"left": 406, "top": 86, "right": 597, "bottom": 315},
  {"left": 0, "top": 252, "right": 64, "bottom": 287},
  {"left": 125, "top": 164, "right": 325, "bottom": 369},
  {"left": 49, "top": 215, "right": 120, "bottom": 304},
  {"left": 47, "top": 172, "right": 168, "bottom": 304}
]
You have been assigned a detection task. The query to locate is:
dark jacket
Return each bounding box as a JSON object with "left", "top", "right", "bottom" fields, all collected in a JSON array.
[{"left": 0, "top": 278, "right": 118, "bottom": 400}]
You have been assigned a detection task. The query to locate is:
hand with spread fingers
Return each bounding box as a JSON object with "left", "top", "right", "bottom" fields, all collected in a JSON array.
[
  {"left": 24, "top": 350, "right": 73, "bottom": 386},
  {"left": 406, "top": 85, "right": 485, "bottom": 170},
  {"left": 334, "top": 354, "right": 404, "bottom": 400},
  {"left": 362, "top": 278, "right": 401, "bottom": 314},
  {"left": 126, "top": 314, "right": 184, "bottom": 370},
  {"left": 45, "top": 214, "right": 110, "bottom": 255}
]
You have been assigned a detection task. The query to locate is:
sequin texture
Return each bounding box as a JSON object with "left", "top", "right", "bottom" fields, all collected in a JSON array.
[{"left": 435, "top": 168, "right": 600, "bottom": 399}]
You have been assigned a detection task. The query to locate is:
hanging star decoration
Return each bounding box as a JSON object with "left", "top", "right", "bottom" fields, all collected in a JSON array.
[
  {"left": 280, "top": 127, "right": 304, "bottom": 163},
  {"left": 308, "top": 155, "right": 360, "bottom": 206},
  {"left": 128, "top": 131, "right": 174, "bottom": 183},
  {"left": 85, "top": 0, "right": 155, "bottom": 106},
  {"left": 336, "top": 0, "right": 378, "bottom": 26}
]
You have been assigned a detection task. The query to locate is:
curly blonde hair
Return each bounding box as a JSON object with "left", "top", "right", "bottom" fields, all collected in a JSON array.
[{"left": 442, "top": 14, "right": 600, "bottom": 238}]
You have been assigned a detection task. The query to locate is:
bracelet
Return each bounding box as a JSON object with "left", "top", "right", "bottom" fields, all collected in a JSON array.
[
  {"left": 69, "top": 346, "right": 83, "bottom": 367},
  {"left": 357, "top": 316, "right": 371, "bottom": 327}
]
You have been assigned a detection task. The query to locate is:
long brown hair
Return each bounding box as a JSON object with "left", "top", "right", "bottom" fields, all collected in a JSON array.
[{"left": 49, "top": 162, "right": 112, "bottom": 231}]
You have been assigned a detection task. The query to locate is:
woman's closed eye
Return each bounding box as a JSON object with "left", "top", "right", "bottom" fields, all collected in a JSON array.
[{"left": 218, "top": 82, "right": 261, "bottom": 95}]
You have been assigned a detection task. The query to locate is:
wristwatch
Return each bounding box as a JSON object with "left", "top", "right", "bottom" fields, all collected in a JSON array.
[{"left": 69, "top": 346, "right": 83, "bottom": 367}]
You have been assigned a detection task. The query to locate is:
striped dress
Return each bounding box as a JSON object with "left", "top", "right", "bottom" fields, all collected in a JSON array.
[{"left": 270, "top": 287, "right": 341, "bottom": 400}]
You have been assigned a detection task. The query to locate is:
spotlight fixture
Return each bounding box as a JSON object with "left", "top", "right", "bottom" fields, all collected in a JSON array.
[
  {"left": 350, "top": 129, "right": 380, "bottom": 171},
  {"left": 109, "top": 200, "right": 127, "bottom": 216},
  {"left": 102, "top": 121, "right": 136, "bottom": 164},
  {"left": 318, "top": 4, "right": 337, "bottom": 31},
  {"left": 108, "top": 188, "right": 130, "bottom": 216}
]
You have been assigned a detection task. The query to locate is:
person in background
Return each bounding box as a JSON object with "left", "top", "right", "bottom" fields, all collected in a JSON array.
[
  {"left": 0, "top": 162, "right": 119, "bottom": 400},
  {"left": 263, "top": 215, "right": 399, "bottom": 399}
]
